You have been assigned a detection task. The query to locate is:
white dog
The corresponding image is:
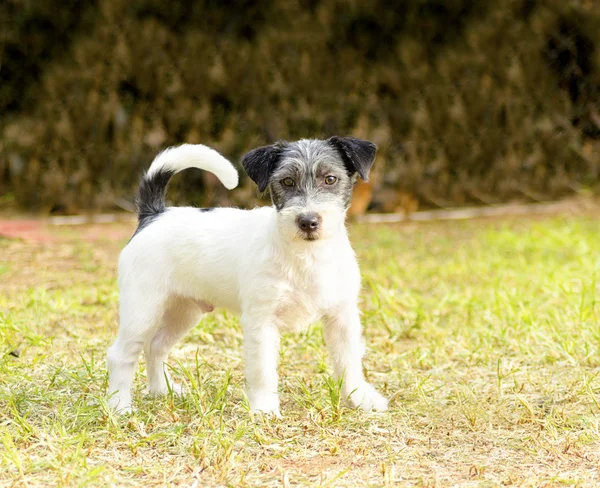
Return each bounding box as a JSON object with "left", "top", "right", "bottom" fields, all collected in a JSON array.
[{"left": 107, "top": 137, "right": 388, "bottom": 415}]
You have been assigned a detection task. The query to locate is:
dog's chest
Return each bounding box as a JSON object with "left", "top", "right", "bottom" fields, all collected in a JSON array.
[
  {"left": 274, "top": 286, "right": 320, "bottom": 332},
  {"left": 271, "top": 259, "right": 351, "bottom": 332}
]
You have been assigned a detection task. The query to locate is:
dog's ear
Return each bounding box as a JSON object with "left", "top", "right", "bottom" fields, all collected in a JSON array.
[
  {"left": 241, "top": 143, "right": 285, "bottom": 192},
  {"left": 327, "top": 136, "right": 377, "bottom": 182}
]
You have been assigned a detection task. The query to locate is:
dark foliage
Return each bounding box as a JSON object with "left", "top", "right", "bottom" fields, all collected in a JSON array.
[{"left": 0, "top": 0, "right": 599, "bottom": 212}]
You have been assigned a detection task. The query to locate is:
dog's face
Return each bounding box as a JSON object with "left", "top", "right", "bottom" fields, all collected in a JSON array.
[{"left": 242, "top": 137, "right": 376, "bottom": 242}]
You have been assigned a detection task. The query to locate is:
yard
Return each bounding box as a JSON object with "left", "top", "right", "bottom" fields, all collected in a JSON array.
[{"left": 1, "top": 212, "right": 599, "bottom": 486}]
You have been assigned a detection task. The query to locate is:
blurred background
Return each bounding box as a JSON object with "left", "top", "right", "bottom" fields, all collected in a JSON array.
[{"left": 1, "top": 0, "right": 599, "bottom": 216}]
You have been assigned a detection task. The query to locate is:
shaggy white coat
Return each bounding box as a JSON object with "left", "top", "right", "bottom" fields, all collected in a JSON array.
[{"left": 107, "top": 144, "right": 388, "bottom": 415}]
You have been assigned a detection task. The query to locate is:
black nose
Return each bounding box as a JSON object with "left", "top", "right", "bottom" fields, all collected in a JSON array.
[{"left": 297, "top": 213, "right": 321, "bottom": 232}]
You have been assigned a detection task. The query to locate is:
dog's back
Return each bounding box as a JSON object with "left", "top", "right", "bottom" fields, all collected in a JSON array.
[{"left": 120, "top": 205, "right": 275, "bottom": 313}]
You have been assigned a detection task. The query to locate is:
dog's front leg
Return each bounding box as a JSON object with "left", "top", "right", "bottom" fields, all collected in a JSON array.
[
  {"left": 241, "top": 314, "right": 281, "bottom": 416},
  {"left": 324, "top": 304, "right": 388, "bottom": 411}
]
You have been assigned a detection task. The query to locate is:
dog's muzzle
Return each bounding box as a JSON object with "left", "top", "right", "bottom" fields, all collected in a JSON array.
[{"left": 296, "top": 213, "right": 322, "bottom": 241}]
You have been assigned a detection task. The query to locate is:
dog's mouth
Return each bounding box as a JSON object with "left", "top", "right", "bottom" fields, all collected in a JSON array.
[{"left": 298, "top": 231, "right": 320, "bottom": 241}]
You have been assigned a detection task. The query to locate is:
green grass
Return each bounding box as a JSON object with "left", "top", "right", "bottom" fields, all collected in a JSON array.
[{"left": 1, "top": 216, "right": 600, "bottom": 486}]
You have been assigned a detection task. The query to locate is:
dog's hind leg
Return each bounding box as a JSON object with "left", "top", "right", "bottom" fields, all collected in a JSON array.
[
  {"left": 144, "top": 296, "right": 206, "bottom": 396},
  {"left": 107, "top": 289, "right": 166, "bottom": 414}
]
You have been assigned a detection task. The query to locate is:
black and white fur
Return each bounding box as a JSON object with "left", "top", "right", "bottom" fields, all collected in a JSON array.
[{"left": 107, "top": 137, "right": 388, "bottom": 415}]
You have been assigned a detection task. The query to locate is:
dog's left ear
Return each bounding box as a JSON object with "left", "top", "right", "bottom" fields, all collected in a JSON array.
[
  {"left": 242, "top": 142, "right": 285, "bottom": 192},
  {"left": 327, "top": 136, "right": 377, "bottom": 182}
]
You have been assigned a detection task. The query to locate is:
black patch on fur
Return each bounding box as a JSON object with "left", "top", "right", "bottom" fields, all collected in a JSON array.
[
  {"left": 131, "top": 168, "right": 176, "bottom": 238},
  {"left": 197, "top": 207, "right": 213, "bottom": 212},
  {"left": 130, "top": 212, "right": 163, "bottom": 240},
  {"left": 137, "top": 169, "right": 175, "bottom": 221},
  {"left": 241, "top": 142, "right": 286, "bottom": 192},
  {"left": 327, "top": 136, "right": 377, "bottom": 181}
]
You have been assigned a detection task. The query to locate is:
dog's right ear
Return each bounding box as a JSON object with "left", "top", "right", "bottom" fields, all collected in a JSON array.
[{"left": 241, "top": 143, "right": 285, "bottom": 193}]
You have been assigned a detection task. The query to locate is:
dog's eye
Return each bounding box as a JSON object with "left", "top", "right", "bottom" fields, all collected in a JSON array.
[
  {"left": 324, "top": 175, "right": 338, "bottom": 185},
  {"left": 282, "top": 178, "right": 295, "bottom": 187}
]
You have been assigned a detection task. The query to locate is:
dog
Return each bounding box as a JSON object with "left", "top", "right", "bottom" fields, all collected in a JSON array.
[{"left": 107, "top": 137, "right": 388, "bottom": 415}]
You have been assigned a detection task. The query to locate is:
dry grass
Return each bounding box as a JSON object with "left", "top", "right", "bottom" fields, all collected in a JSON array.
[{"left": 1, "top": 215, "right": 600, "bottom": 486}]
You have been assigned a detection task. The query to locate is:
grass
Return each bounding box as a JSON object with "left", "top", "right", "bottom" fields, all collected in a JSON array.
[{"left": 1, "top": 214, "right": 600, "bottom": 486}]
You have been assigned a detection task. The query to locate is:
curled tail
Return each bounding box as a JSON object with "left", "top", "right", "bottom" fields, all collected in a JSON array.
[{"left": 137, "top": 144, "right": 238, "bottom": 225}]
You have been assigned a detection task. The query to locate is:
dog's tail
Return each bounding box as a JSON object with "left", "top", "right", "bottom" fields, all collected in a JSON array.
[{"left": 137, "top": 144, "right": 239, "bottom": 223}]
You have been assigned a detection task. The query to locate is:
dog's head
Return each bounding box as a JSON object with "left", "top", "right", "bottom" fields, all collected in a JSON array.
[{"left": 242, "top": 137, "right": 376, "bottom": 242}]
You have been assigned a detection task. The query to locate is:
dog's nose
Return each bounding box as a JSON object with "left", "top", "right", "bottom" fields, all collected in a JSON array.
[{"left": 297, "top": 213, "right": 321, "bottom": 232}]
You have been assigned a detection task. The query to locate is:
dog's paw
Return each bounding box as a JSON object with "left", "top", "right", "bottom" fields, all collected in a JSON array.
[
  {"left": 345, "top": 383, "right": 389, "bottom": 412},
  {"left": 115, "top": 405, "right": 134, "bottom": 415},
  {"left": 108, "top": 396, "right": 134, "bottom": 415},
  {"left": 145, "top": 381, "right": 187, "bottom": 397},
  {"left": 247, "top": 390, "right": 281, "bottom": 417},
  {"left": 169, "top": 382, "right": 187, "bottom": 396}
]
